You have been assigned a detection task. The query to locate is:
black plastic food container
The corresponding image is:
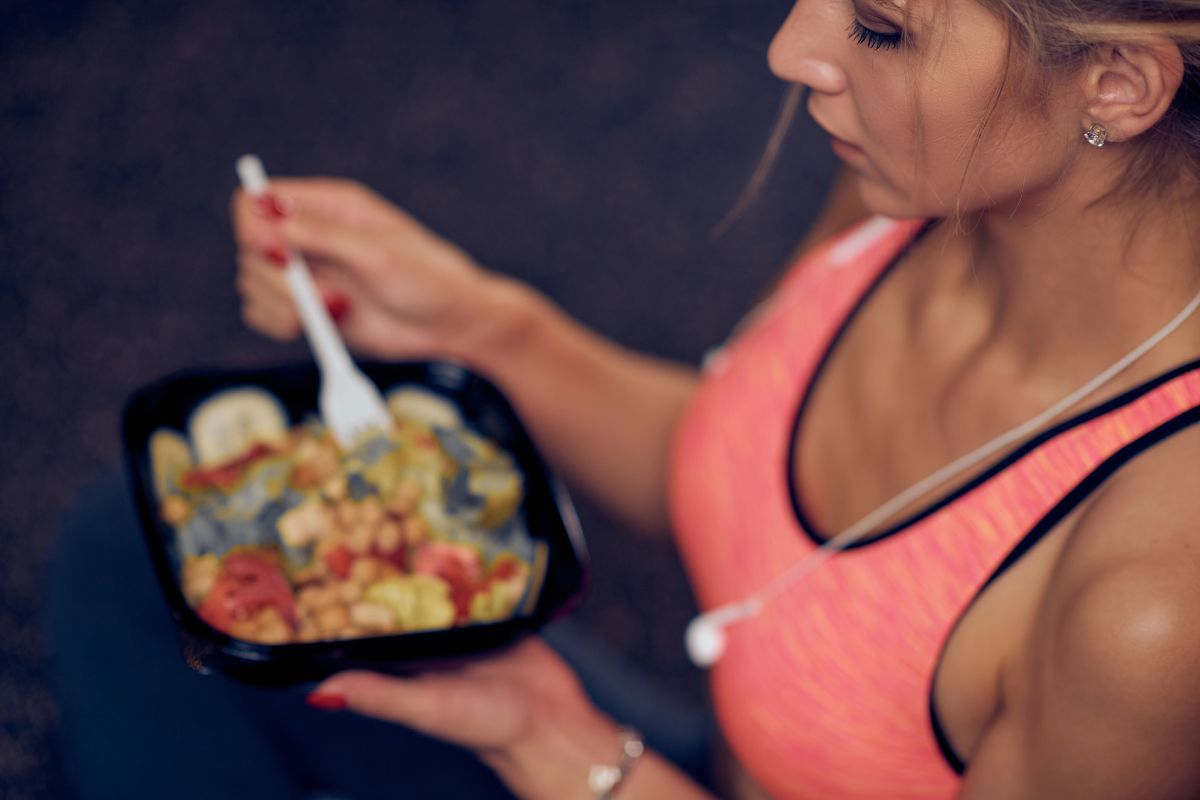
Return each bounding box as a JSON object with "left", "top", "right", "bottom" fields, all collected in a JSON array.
[{"left": 122, "top": 360, "right": 589, "bottom": 687}]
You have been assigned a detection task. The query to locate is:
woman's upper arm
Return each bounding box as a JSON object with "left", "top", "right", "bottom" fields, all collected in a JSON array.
[{"left": 960, "top": 439, "right": 1200, "bottom": 799}]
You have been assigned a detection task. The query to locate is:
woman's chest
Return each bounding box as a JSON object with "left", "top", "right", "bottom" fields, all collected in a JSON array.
[
  {"left": 671, "top": 220, "right": 1200, "bottom": 798},
  {"left": 669, "top": 281, "right": 1094, "bottom": 798},
  {"left": 790, "top": 327, "right": 1054, "bottom": 762}
]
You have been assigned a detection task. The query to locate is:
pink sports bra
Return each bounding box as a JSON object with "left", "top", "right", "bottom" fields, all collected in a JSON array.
[{"left": 667, "top": 216, "right": 1200, "bottom": 799}]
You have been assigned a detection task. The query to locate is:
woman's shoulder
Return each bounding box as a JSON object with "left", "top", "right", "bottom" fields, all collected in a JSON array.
[
  {"left": 1041, "top": 419, "right": 1200, "bottom": 723},
  {"left": 1008, "top": 421, "right": 1200, "bottom": 795}
]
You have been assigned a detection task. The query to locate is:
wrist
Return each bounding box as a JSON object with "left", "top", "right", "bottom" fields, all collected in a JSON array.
[
  {"left": 586, "top": 726, "right": 645, "bottom": 798},
  {"left": 482, "top": 707, "right": 626, "bottom": 800},
  {"left": 443, "top": 273, "right": 549, "bottom": 381}
]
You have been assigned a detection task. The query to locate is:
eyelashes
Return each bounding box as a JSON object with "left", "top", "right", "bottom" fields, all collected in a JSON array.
[{"left": 848, "top": 18, "right": 903, "bottom": 50}]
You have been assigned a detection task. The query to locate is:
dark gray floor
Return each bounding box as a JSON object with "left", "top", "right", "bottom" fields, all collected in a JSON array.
[{"left": 1, "top": 1, "right": 837, "bottom": 796}]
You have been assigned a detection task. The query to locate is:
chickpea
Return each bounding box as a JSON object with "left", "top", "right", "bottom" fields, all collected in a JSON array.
[
  {"left": 254, "top": 608, "right": 292, "bottom": 644},
  {"left": 385, "top": 481, "right": 421, "bottom": 517},
  {"left": 311, "top": 442, "right": 340, "bottom": 482},
  {"left": 291, "top": 441, "right": 339, "bottom": 489},
  {"left": 297, "top": 584, "right": 336, "bottom": 612},
  {"left": 349, "top": 557, "right": 382, "bottom": 586},
  {"left": 403, "top": 515, "right": 429, "bottom": 546},
  {"left": 359, "top": 496, "right": 385, "bottom": 528},
  {"left": 337, "top": 580, "right": 364, "bottom": 604},
  {"left": 296, "top": 618, "right": 323, "bottom": 642},
  {"left": 336, "top": 500, "right": 360, "bottom": 529},
  {"left": 228, "top": 619, "right": 258, "bottom": 641},
  {"left": 313, "top": 535, "right": 338, "bottom": 562},
  {"left": 161, "top": 495, "right": 192, "bottom": 525},
  {"left": 180, "top": 554, "right": 219, "bottom": 606},
  {"left": 278, "top": 497, "right": 336, "bottom": 548},
  {"left": 346, "top": 525, "right": 373, "bottom": 555},
  {"left": 291, "top": 565, "right": 325, "bottom": 586},
  {"left": 350, "top": 602, "right": 395, "bottom": 632},
  {"left": 315, "top": 604, "right": 350, "bottom": 635},
  {"left": 376, "top": 520, "right": 403, "bottom": 553},
  {"left": 322, "top": 474, "right": 348, "bottom": 502}
]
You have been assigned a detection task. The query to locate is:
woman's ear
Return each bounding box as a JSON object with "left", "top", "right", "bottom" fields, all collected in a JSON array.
[{"left": 1080, "top": 39, "right": 1185, "bottom": 143}]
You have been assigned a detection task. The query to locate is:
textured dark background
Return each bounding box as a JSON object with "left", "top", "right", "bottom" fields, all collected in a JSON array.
[{"left": 1, "top": 0, "right": 837, "bottom": 796}]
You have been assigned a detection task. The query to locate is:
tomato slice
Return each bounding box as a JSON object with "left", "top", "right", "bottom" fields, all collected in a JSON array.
[
  {"left": 411, "top": 542, "right": 484, "bottom": 622},
  {"left": 180, "top": 443, "right": 274, "bottom": 491},
  {"left": 196, "top": 549, "right": 296, "bottom": 634},
  {"left": 323, "top": 544, "right": 355, "bottom": 580},
  {"left": 489, "top": 558, "right": 520, "bottom": 582}
]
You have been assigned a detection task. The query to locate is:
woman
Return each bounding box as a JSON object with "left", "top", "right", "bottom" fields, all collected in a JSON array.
[{"left": 233, "top": 0, "right": 1200, "bottom": 796}]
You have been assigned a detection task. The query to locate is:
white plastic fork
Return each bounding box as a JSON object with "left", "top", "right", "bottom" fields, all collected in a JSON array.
[{"left": 236, "top": 154, "right": 393, "bottom": 449}]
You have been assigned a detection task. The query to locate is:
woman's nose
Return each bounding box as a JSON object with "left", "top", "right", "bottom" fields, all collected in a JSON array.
[{"left": 767, "top": 2, "right": 848, "bottom": 95}]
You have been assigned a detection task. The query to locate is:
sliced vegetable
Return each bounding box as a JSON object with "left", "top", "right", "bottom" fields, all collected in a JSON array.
[
  {"left": 386, "top": 387, "right": 462, "bottom": 429},
  {"left": 149, "top": 430, "right": 194, "bottom": 499},
  {"left": 180, "top": 442, "right": 274, "bottom": 491},
  {"left": 323, "top": 543, "right": 355, "bottom": 580},
  {"left": 196, "top": 549, "right": 296, "bottom": 634},
  {"left": 189, "top": 388, "right": 288, "bottom": 467},
  {"left": 365, "top": 575, "right": 456, "bottom": 631}
]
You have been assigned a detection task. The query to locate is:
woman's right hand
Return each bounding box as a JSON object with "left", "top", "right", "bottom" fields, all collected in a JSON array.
[
  {"left": 231, "top": 176, "right": 697, "bottom": 537},
  {"left": 231, "top": 177, "right": 516, "bottom": 363}
]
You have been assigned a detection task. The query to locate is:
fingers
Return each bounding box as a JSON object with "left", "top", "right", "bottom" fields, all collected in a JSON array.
[
  {"left": 237, "top": 253, "right": 356, "bottom": 339},
  {"left": 241, "top": 299, "right": 300, "bottom": 341},
  {"left": 231, "top": 177, "right": 403, "bottom": 248},
  {"left": 232, "top": 184, "right": 397, "bottom": 287},
  {"left": 312, "top": 670, "right": 529, "bottom": 750},
  {"left": 237, "top": 255, "right": 300, "bottom": 340},
  {"left": 274, "top": 211, "right": 388, "bottom": 283},
  {"left": 260, "top": 178, "right": 401, "bottom": 230}
]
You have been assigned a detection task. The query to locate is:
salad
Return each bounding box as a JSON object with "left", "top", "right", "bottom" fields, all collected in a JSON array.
[{"left": 149, "top": 386, "right": 544, "bottom": 645}]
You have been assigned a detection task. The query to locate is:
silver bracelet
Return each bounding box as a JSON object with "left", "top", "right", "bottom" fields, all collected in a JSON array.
[{"left": 587, "top": 726, "right": 645, "bottom": 799}]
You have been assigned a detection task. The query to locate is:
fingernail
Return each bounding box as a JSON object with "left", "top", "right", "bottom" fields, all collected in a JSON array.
[
  {"left": 306, "top": 692, "right": 347, "bottom": 712},
  {"left": 325, "top": 293, "right": 351, "bottom": 322},
  {"left": 263, "top": 245, "right": 290, "bottom": 268},
  {"left": 255, "top": 193, "right": 292, "bottom": 220}
]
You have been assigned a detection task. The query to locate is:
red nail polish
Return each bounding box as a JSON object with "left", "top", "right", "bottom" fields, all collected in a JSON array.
[
  {"left": 263, "top": 246, "right": 289, "bottom": 268},
  {"left": 306, "top": 692, "right": 347, "bottom": 712},
  {"left": 255, "top": 193, "right": 291, "bottom": 220},
  {"left": 325, "top": 294, "right": 351, "bottom": 322}
]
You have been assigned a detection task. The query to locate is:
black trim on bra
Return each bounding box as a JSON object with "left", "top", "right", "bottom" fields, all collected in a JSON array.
[
  {"left": 928, "top": 404, "right": 1200, "bottom": 775},
  {"left": 784, "top": 230, "right": 1200, "bottom": 548}
]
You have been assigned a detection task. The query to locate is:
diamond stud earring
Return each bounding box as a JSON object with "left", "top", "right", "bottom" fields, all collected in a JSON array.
[{"left": 1083, "top": 123, "right": 1108, "bottom": 148}]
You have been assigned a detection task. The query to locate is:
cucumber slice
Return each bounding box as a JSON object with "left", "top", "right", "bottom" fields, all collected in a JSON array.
[
  {"left": 149, "top": 429, "right": 194, "bottom": 499},
  {"left": 386, "top": 386, "right": 462, "bottom": 429},
  {"left": 189, "top": 388, "right": 288, "bottom": 466}
]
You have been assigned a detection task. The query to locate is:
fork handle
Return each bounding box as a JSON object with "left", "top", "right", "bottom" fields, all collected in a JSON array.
[
  {"left": 284, "top": 254, "right": 355, "bottom": 376},
  {"left": 236, "top": 154, "right": 355, "bottom": 377}
]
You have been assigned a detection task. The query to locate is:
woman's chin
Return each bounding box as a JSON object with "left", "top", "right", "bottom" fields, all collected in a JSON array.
[
  {"left": 853, "top": 177, "right": 957, "bottom": 221},
  {"left": 852, "top": 178, "right": 921, "bottom": 220}
]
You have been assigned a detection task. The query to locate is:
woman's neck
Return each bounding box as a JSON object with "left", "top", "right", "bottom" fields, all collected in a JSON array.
[{"left": 909, "top": 173, "right": 1200, "bottom": 398}]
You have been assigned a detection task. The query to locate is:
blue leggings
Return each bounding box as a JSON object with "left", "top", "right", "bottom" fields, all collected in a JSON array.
[{"left": 45, "top": 474, "right": 713, "bottom": 800}]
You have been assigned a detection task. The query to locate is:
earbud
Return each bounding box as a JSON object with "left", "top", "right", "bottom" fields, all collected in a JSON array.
[
  {"left": 685, "top": 598, "right": 763, "bottom": 668},
  {"left": 685, "top": 615, "right": 727, "bottom": 668}
]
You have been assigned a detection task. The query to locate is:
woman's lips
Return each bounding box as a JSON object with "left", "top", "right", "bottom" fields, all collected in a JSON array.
[
  {"left": 808, "top": 102, "right": 866, "bottom": 162},
  {"left": 829, "top": 135, "right": 865, "bottom": 162}
]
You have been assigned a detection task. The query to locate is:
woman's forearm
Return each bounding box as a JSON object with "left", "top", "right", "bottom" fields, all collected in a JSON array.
[{"left": 453, "top": 275, "right": 698, "bottom": 537}]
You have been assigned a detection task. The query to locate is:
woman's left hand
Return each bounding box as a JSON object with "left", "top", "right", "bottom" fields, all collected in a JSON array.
[{"left": 310, "top": 637, "right": 623, "bottom": 800}]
